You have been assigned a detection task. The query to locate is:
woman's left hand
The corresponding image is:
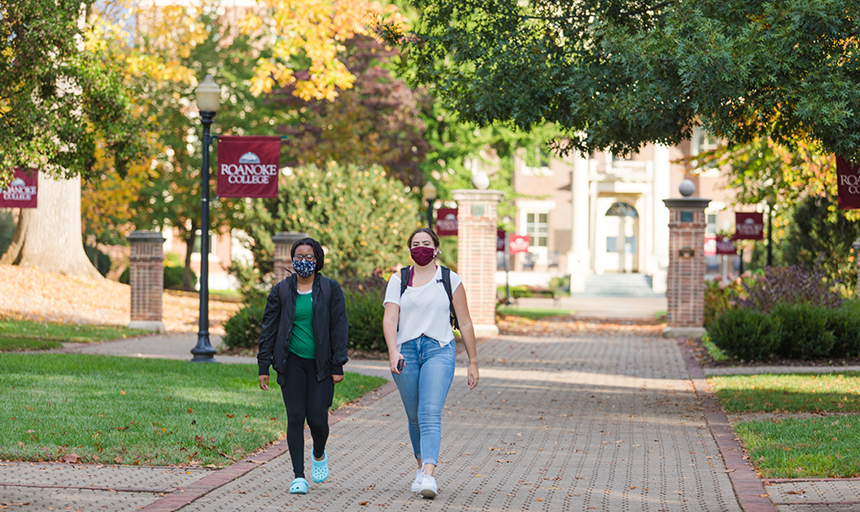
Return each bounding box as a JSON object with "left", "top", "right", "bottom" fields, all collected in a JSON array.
[
  {"left": 467, "top": 361, "right": 479, "bottom": 390},
  {"left": 333, "top": 374, "right": 344, "bottom": 384}
]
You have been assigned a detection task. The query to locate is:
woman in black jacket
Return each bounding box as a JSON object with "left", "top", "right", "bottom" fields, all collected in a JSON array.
[{"left": 257, "top": 237, "right": 349, "bottom": 495}]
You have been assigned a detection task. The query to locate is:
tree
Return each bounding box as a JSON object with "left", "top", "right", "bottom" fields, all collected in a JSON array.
[
  {"left": 384, "top": 0, "right": 860, "bottom": 161},
  {"left": 230, "top": 163, "right": 421, "bottom": 291},
  {"left": 0, "top": 0, "right": 144, "bottom": 277},
  {"left": 275, "top": 34, "right": 430, "bottom": 187}
]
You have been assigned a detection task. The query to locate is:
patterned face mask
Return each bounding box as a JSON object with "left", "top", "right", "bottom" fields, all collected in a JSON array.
[{"left": 293, "top": 259, "right": 316, "bottom": 278}]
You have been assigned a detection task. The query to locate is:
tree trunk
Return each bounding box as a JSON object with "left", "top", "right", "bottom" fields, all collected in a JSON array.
[
  {"left": 182, "top": 226, "right": 197, "bottom": 291},
  {"left": 0, "top": 171, "right": 101, "bottom": 279}
]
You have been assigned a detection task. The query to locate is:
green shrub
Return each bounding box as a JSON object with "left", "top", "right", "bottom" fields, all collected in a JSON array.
[
  {"left": 342, "top": 271, "right": 388, "bottom": 352},
  {"left": 772, "top": 303, "right": 834, "bottom": 359},
  {"left": 708, "top": 308, "right": 780, "bottom": 361},
  {"left": 222, "top": 297, "right": 266, "bottom": 351},
  {"left": 825, "top": 300, "right": 860, "bottom": 358},
  {"left": 84, "top": 245, "right": 111, "bottom": 277},
  {"left": 118, "top": 266, "right": 197, "bottom": 290},
  {"left": 0, "top": 210, "right": 16, "bottom": 256}
]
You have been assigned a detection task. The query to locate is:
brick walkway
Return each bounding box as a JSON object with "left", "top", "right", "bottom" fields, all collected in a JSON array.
[{"left": 2, "top": 327, "right": 749, "bottom": 511}]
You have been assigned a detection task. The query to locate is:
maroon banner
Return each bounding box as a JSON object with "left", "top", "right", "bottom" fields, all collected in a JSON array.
[
  {"left": 436, "top": 208, "right": 458, "bottom": 236},
  {"left": 837, "top": 156, "right": 860, "bottom": 210},
  {"left": 734, "top": 212, "right": 764, "bottom": 240},
  {"left": 497, "top": 229, "right": 505, "bottom": 252},
  {"left": 0, "top": 168, "right": 38, "bottom": 208},
  {"left": 715, "top": 235, "right": 737, "bottom": 255},
  {"left": 217, "top": 136, "right": 281, "bottom": 198},
  {"left": 509, "top": 234, "right": 530, "bottom": 254}
]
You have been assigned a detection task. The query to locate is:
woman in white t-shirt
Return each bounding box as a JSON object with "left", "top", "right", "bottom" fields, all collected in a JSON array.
[{"left": 382, "top": 228, "right": 479, "bottom": 499}]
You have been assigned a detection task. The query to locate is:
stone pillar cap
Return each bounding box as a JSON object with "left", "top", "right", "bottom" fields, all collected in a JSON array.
[
  {"left": 272, "top": 232, "right": 309, "bottom": 243},
  {"left": 127, "top": 231, "right": 166, "bottom": 242},
  {"left": 663, "top": 198, "right": 711, "bottom": 210},
  {"left": 452, "top": 189, "right": 504, "bottom": 202}
]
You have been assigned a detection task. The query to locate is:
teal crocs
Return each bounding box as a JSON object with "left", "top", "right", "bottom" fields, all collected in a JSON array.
[
  {"left": 289, "top": 477, "right": 309, "bottom": 494},
  {"left": 311, "top": 451, "right": 329, "bottom": 483}
]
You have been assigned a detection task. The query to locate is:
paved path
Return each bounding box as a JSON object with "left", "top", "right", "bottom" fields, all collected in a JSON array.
[{"left": 4, "top": 327, "right": 747, "bottom": 511}]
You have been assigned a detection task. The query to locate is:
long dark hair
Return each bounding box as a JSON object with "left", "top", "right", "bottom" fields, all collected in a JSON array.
[
  {"left": 407, "top": 228, "right": 440, "bottom": 248},
  {"left": 291, "top": 237, "right": 325, "bottom": 273}
]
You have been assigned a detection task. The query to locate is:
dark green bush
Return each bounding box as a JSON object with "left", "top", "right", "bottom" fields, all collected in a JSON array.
[
  {"left": 84, "top": 245, "right": 111, "bottom": 277},
  {"left": 708, "top": 308, "right": 780, "bottom": 360},
  {"left": 222, "top": 297, "right": 266, "bottom": 350},
  {"left": 772, "top": 303, "right": 834, "bottom": 359},
  {"left": 0, "top": 210, "right": 16, "bottom": 256},
  {"left": 825, "top": 300, "right": 860, "bottom": 358},
  {"left": 342, "top": 271, "right": 388, "bottom": 352},
  {"left": 118, "top": 265, "right": 197, "bottom": 290}
]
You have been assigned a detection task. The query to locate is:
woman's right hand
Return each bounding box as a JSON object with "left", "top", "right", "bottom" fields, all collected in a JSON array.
[{"left": 389, "top": 351, "right": 404, "bottom": 374}]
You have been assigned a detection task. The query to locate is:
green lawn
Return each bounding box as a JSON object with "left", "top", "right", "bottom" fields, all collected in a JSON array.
[
  {"left": 735, "top": 417, "right": 860, "bottom": 478},
  {"left": 0, "top": 354, "right": 387, "bottom": 466},
  {"left": 711, "top": 372, "right": 860, "bottom": 478},
  {"left": 0, "top": 318, "right": 148, "bottom": 352},
  {"left": 496, "top": 306, "right": 574, "bottom": 320},
  {"left": 710, "top": 372, "right": 860, "bottom": 413}
]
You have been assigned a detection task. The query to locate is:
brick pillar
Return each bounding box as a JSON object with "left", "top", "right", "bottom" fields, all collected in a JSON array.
[
  {"left": 127, "top": 231, "right": 165, "bottom": 332},
  {"left": 272, "top": 232, "right": 308, "bottom": 283},
  {"left": 853, "top": 239, "right": 860, "bottom": 299},
  {"left": 452, "top": 189, "right": 503, "bottom": 338},
  {"left": 662, "top": 197, "right": 711, "bottom": 338}
]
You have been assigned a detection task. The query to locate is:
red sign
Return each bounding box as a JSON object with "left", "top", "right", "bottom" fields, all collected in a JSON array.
[
  {"left": 436, "top": 208, "right": 458, "bottom": 236},
  {"left": 509, "top": 235, "right": 530, "bottom": 254},
  {"left": 0, "top": 168, "right": 38, "bottom": 208},
  {"left": 715, "top": 235, "right": 737, "bottom": 255},
  {"left": 497, "top": 229, "right": 505, "bottom": 252},
  {"left": 733, "top": 212, "right": 764, "bottom": 240},
  {"left": 217, "top": 136, "right": 281, "bottom": 198},
  {"left": 837, "top": 156, "right": 860, "bottom": 210}
]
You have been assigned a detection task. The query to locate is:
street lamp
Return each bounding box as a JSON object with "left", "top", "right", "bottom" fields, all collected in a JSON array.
[
  {"left": 766, "top": 195, "right": 775, "bottom": 268},
  {"left": 190, "top": 74, "right": 221, "bottom": 363},
  {"left": 422, "top": 181, "right": 436, "bottom": 229},
  {"left": 503, "top": 216, "right": 513, "bottom": 305}
]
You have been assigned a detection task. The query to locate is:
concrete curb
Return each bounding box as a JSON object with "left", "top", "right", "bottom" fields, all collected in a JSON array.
[{"left": 678, "top": 339, "right": 777, "bottom": 512}]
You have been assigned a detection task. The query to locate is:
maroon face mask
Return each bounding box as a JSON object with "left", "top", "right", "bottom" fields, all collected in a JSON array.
[{"left": 410, "top": 246, "right": 436, "bottom": 266}]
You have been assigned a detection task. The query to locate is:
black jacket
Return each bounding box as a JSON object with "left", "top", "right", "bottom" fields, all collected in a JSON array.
[{"left": 257, "top": 274, "right": 349, "bottom": 381}]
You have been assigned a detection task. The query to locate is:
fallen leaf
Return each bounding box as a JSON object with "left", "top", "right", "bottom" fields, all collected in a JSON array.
[
  {"left": 187, "top": 408, "right": 194, "bottom": 414},
  {"left": 120, "top": 390, "right": 126, "bottom": 395},
  {"left": 62, "top": 454, "right": 80, "bottom": 464},
  {"left": 358, "top": 502, "right": 368, "bottom": 506},
  {"left": 114, "top": 456, "right": 123, "bottom": 464}
]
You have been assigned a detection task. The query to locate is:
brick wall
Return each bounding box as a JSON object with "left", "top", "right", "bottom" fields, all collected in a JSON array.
[
  {"left": 664, "top": 202, "right": 709, "bottom": 328},
  {"left": 128, "top": 231, "right": 165, "bottom": 324},
  {"left": 453, "top": 190, "right": 503, "bottom": 330}
]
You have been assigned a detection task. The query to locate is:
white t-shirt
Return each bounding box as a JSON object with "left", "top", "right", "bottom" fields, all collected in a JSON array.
[{"left": 383, "top": 266, "right": 462, "bottom": 348}]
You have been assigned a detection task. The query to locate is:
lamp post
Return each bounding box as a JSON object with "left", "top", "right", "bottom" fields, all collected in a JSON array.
[
  {"left": 503, "top": 216, "right": 512, "bottom": 305},
  {"left": 190, "top": 74, "right": 221, "bottom": 363},
  {"left": 422, "top": 181, "right": 436, "bottom": 229},
  {"left": 766, "top": 196, "right": 775, "bottom": 268}
]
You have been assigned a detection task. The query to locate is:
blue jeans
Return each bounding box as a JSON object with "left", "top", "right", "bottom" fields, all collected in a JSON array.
[{"left": 392, "top": 336, "right": 456, "bottom": 467}]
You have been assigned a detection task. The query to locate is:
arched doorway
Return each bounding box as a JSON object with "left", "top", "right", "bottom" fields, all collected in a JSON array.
[{"left": 600, "top": 202, "right": 640, "bottom": 273}]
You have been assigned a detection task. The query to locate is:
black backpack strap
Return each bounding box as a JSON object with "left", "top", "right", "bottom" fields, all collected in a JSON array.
[
  {"left": 440, "top": 266, "right": 459, "bottom": 330},
  {"left": 400, "top": 266, "right": 410, "bottom": 296}
]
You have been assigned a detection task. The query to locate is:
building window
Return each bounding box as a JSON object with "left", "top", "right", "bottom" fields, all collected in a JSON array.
[
  {"left": 706, "top": 214, "right": 717, "bottom": 235},
  {"left": 522, "top": 146, "right": 552, "bottom": 176},
  {"left": 192, "top": 230, "right": 216, "bottom": 255},
  {"left": 526, "top": 213, "right": 549, "bottom": 248},
  {"left": 606, "top": 236, "right": 617, "bottom": 253},
  {"left": 605, "top": 202, "right": 639, "bottom": 217}
]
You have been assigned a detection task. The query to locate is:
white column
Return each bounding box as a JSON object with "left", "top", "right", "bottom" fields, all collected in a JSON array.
[
  {"left": 651, "top": 144, "right": 671, "bottom": 293},
  {"left": 568, "top": 150, "right": 591, "bottom": 292}
]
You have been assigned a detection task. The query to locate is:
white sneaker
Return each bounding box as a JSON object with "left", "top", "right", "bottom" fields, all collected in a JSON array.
[
  {"left": 419, "top": 473, "right": 437, "bottom": 499},
  {"left": 411, "top": 469, "right": 424, "bottom": 493}
]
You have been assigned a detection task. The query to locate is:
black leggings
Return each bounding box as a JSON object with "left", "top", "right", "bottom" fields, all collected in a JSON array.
[{"left": 279, "top": 352, "right": 334, "bottom": 479}]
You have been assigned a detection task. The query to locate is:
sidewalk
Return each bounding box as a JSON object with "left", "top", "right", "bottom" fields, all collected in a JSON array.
[{"left": 5, "top": 324, "right": 752, "bottom": 511}]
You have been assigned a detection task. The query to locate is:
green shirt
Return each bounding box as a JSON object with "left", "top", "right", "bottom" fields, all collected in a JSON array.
[{"left": 289, "top": 291, "right": 316, "bottom": 359}]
